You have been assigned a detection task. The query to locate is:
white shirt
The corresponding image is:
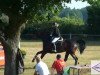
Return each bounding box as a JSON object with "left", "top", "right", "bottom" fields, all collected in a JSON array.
[{"left": 36, "top": 61, "right": 50, "bottom": 75}]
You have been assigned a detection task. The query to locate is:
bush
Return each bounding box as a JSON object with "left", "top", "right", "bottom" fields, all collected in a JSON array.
[{"left": 20, "top": 50, "right": 26, "bottom": 59}]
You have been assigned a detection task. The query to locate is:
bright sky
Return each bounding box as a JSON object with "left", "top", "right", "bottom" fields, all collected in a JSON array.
[{"left": 64, "top": 0, "right": 90, "bottom": 9}]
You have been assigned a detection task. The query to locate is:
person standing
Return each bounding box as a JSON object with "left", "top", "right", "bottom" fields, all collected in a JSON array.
[
  {"left": 34, "top": 56, "right": 50, "bottom": 75},
  {"left": 51, "top": 54, "right": 66, "bottom": 75}
]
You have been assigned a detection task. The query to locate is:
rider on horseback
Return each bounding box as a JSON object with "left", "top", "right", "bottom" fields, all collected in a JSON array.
[{"left": 50, "top": 22, "right": 63, "bottom": 52}]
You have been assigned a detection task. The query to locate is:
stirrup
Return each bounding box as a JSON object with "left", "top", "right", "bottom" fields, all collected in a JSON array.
[{"left": 52, "top": 50, "right": 57, "bottom": 52}]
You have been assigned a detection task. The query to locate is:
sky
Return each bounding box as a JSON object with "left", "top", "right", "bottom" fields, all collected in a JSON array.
[{"left": 64, "top": 0, "right": 90, "bottom": 9}]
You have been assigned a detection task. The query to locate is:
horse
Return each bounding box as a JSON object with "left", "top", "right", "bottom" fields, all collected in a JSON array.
[{"left": 32, "top": 29, "right": 86, "bottom": 65}]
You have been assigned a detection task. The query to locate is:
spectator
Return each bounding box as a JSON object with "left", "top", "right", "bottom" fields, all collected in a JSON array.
[
  {"left": 34, "top": 56, "right": 50, "bottom": 75},
  {"left": 51, "top": 54, "right": 66, "bottom": 75}
]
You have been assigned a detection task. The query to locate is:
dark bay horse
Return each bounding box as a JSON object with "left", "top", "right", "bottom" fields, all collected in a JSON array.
[{"left": 32, "top": 29, "right": 86, "bottom": 65}]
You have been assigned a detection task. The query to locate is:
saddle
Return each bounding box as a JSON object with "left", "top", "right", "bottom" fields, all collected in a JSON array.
[
  {"left": 58, "top": 37, "right": 63, "bottom": 42},
  {"left": 51, "top": 37, "right": 63, "bottom": 44}
]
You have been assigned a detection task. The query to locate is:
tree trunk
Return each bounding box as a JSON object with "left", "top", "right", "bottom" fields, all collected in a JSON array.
[
  {"left": 0, "top": 13, "right": 26, "bottom": 75},
  {"left": 0, "top": 28, "right": 21, "bottom": 75},
  {"left": 5, "top": 39, "right": 19, "bottom": 75},
  {"left": 4, "top": 33, "right": 20, "bottom": 75}
]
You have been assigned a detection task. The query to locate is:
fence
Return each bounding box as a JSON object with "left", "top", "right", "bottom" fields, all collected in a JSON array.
[
  {"left": 21, "top": 33, "right": 100, "bottom": 41},
  {"left": 61, "top": 34, "right": 100, "bottom": 41}
]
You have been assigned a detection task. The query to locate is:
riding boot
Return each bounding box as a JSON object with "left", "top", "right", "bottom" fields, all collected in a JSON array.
[{"left": 52, "top": 43, "right": 57, "bottom": 52}]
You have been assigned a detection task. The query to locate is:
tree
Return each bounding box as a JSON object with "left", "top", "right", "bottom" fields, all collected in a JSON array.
[
  {"left": 59, "top": 7, "right": 84, "bottom": 19},
  {"left": 0, "top": 0, "right": 85, "bottom": 75},
  {"left": 87, "top": 0, "right": 100, "bottom": 34}
]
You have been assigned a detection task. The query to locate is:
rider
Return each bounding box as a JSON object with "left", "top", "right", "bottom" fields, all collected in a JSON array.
[{"left": 50, "top": 22, "right": 62, "bottom": 52}]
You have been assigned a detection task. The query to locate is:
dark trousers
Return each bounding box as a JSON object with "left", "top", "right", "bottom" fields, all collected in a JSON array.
[{"left": 57, "top": 71, "right": 63, "bottom": 75}]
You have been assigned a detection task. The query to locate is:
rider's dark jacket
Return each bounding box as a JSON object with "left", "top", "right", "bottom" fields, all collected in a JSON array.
[{"left": 50, "top": 26, "right": 61, "bottom": 37}]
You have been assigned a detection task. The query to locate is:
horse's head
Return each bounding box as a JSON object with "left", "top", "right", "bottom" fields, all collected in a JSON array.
[{"left": 77, "top": 39, "right": 86, "bottom": 54}]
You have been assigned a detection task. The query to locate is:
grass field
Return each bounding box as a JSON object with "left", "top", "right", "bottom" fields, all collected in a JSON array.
[{"left": 1, "top": 40, "right": 100, "bottom": 75}]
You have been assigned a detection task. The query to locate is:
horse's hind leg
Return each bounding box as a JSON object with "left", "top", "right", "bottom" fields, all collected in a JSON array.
[
  {"left": 32, "top": 51, "right": 43, "bottom": 62},
  {"left": 41, "top": 52, "right": 47, "bottom": 59},
  {"left": 70, "top": 53, "right": 78, "bottom": 65}
]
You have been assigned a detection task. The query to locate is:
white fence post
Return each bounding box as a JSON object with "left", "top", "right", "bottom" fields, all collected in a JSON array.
[{"left": 70, "top": 33, "right": 72, "bottom": 39}]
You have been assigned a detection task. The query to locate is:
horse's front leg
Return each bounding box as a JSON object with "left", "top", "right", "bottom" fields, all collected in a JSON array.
[
  {"left": 32, "top": 50, "right": 43, "bottom": 62},
  {"left": 70, "top": 53, "right": 78, "bottom": 65},
  {"left": 64, "top": 52, "right": 69, "bottom": 61}
]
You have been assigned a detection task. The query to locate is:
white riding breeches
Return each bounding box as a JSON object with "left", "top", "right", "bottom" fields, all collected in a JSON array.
[{"left": 52, "top": 37, "right": 60, "bottom": 43}]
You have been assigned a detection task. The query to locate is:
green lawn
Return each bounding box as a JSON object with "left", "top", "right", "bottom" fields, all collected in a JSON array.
[{"left": 1, "top": 41, "right": 100, "bottom": 75}]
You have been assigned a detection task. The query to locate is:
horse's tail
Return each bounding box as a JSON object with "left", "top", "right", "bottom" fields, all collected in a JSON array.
[{"left": 77, "top": 39, "right": 86, "bottom": 54}]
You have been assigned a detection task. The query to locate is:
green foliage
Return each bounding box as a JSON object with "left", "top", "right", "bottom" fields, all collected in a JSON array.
[
  {"left": 80, "top": 7, "right": 88, "bottom": 23},
  {"left": 0, "top": 0, "right": 86, "bottom": 35},
  {"left": 0, "top": 0, "right": 85, "bottom": 22},
  {"left": 88, "top": 0, "right": 100, "bottom": 8},
  {"left": 0, "top": 0, "right": 67, "bottom": 35},
  {"left": 59, "top": 7, "right": 88, "bottom": 23},
  {"left": 22, "top": 15, "right": 85, "bottom": 40},
  {"left": 21, "top": 50, "right": 26, "bottom": 58},
  {"left": 87, "top": 0, "right": 100, "bottom": 34},
  {"left": 0, "top": 0, "right": 81, "bottom": 39},
  {"left": 59, "top": 17, "right": 85, "bottom": 34}
]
